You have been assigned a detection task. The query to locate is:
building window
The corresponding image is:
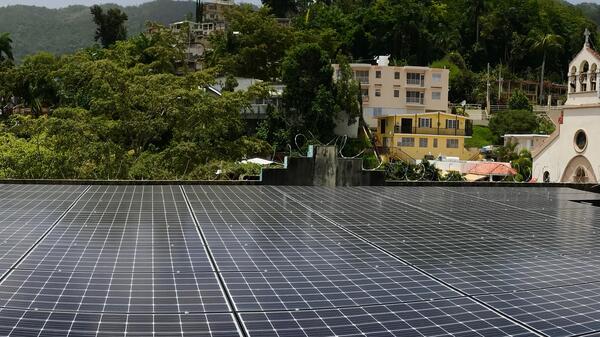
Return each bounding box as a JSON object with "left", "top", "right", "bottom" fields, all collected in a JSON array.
[
  {"left": 543, "top": 171, "right": 550, "bottom": 183},
  {"left": 373, "top": 107, "right": 383, "bottom": 117},
  {"left": 446, "top": 139, "right": 459, "bottom": 148},
  {"left": 394, "top": 90, "right": 400, "bottom": 98},
  {"left": 400, "top": 137, "right": 415, "bottom": 147},
  {"left": 432, "top": 92, "right": 441, "bottom": 100},
  {"left": 375, "top": 88, "right": 381, "bottom": 97},
  {"left": 446, "top": 119, "right": 458, "bottom": 129},
  {"left": 574, "top": 129, "right": 588, "bottom": 152},
  {"left": 394, "top": 72, "right": 400, "bottom": 80},
  {"left": 406, "top": 91, "right": 423, "bottom": 104},
  {"left": 432, "top": 73, "right": 442, "bottom": 83},
  {"left": 407, "top": 73, "right": 423, "bottom": 85},
  {"left": 419, "top": 138, "right": 428, "bottom": 148},
  {"left": 354, "top": 70, "right": 369, "bottom": 84},
  {"left": 361, "top": 88, "right": 369, "bottom": 97},
  {"left": 418, "top": 118, "right": 432, "bottom": 128},
  {"left": 375, "top": 71, "right": 382, "bottom": 78},
  {"left": 433, "top": 139, "right": 438, "bottom": 148}
]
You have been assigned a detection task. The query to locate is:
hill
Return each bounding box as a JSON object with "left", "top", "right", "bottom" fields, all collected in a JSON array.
[
  {"left": 0, "top": 0, "right": 196, "bottom": 61},
  {"left": 576, "top": 2, "right": 600, "bottom": 27}
]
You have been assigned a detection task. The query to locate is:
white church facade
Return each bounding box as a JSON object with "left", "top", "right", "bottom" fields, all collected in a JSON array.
[{"left": 533, "top": 30, "right": 599, "bottom": 184}]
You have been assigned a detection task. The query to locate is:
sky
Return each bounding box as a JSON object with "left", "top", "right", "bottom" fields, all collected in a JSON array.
[
  {"left": 0, "top": 0, "right": 261, "bottom": 8},
  {"left": 0, "top": 0, "right": 593, "bottom": 8}
]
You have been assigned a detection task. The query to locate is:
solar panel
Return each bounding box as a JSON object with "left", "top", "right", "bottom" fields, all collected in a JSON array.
[
  {"left": 477, "top": 283, "right": 600, "bottom": 336},
  {"left": 0, "top": 308, "right": 238, "bottom": 337},
  {"left": 420, "top": 256, "right": 600, "bottom": 295},
  {"left": 222, "top": 266, "right": 461, "bottom": 311},
  {"left": 183, "top": 186, "right": 410, "bottom": 272},
  {"left": 0, "top": 184, "right": 87, "bottom": 278},
  {"left": 240, "top": 298, "right": 534, "bottom": 337},
  {"left": 0, "top": 185, "right": 239, "bottom": 337},
  {"left": 0, "top": 184, "right": 599, "bottom": 336}
]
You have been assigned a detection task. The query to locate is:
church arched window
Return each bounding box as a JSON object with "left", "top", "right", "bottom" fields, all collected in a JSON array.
[
  {"left": 570, "top": 66, "right": 577, "bottom": 92},
  {"left": 591, "top": 64, "right": 597, "bottom": 91},
  {"left": 580, "top": 61, "right": 589, "bottom": 92}
]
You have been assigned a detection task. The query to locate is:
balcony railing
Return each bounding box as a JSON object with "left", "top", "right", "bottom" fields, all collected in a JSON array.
[
  {"left": 392, "top": 126, "right": 471, "bottom": 136},
  {"left": 406, "top": 79, "right": 424, "bottom": 87},
  {"left": 406, "top": 97, "right": 424, "bottom": 105}
]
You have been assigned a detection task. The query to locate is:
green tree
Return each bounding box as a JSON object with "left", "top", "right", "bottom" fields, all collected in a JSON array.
[
  {"left": 488, "top": 109, "right": 539, "bottom": 143},
  {"left": 262, "top": 0, "right": 297, "bottom": 17},
  {"left": 0, "top": 32, "right": 14, "bottom": 61},
  {"left": 90, "top": 5, "right": 128, "bottom": 48},
  {"left": 529, "top": 33, "right": 564, "bottom": 104},
  {"left": 508, "top": 90, "right": 532, "bottom": 111},
  {"left": 281, "top": 43, "right": 338, "bottom": 141},
  {"left": 334, "top": 55, "right": 360, "bottom": 123},
  {"left": 207, "top": 5, "right": 293, "bottom": 81},
  {"left": 12, "top": 52, "right": 60, "bottom": 115}
]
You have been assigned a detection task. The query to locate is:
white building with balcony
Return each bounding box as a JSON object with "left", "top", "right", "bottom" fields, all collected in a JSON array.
[
  {"left": 533, "top": 30, "right": 600, "bottom": 183},
  {"left": 332, "top": 56, "right": 450, "bottom": 129}
]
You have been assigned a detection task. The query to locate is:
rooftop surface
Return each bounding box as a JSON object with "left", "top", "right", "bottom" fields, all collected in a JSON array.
[{"left": 0, "top": 184, "right": 598, "bottom": 336}]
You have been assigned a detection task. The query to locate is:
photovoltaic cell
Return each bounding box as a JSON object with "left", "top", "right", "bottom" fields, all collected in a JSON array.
[
  {"left": 420, "top": 256, "right": 600, "bottom": 295},
  {"left": 183, "top": 185, "right": 410, "bottom": 272},
  {"left": 0, "top": 185, "right": 239, "bottom": 337},
  {"left": 0, "top": 308, "right": 238, "bottom": 337},
  {"left": 0, "top": 269, "right": 227, "bottom": 313},
  {"left": 18, "top": 185, "right": 213, "bottom": 273},
  {"left": 477, "top": 283, "right": 600, "bottom": 337},
  {"left": 0, "top": 184, "right": 599, "bottom": 336},
  {"left": 0, "top": 184, "right": 87, "bottom": 277},
  {"left": 222, "top": 266, "right": 460, "bottom": 311},
  {"left": 240, "top": 297, "right": 535, "bottom": 337}
]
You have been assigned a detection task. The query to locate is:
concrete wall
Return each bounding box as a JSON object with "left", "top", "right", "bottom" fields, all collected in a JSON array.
[{"left": 261, "top": 145, "right": 385, "bottom": 186}]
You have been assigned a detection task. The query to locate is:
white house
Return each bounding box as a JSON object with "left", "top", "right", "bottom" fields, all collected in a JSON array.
[
  {"left": 503, "top": 134, "right": 550, "bottom": 153},
  {"left": 533, "top": 29, "right": 600, "bottom": 183}
]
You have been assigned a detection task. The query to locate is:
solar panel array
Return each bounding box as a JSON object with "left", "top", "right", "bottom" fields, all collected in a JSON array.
[{"left": 0, "top": 184, "right": 598, "bottom": 336}]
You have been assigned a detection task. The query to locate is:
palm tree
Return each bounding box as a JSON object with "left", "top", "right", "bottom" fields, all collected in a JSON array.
[
  {"left": 0, "top": 32, "right": 14, "bottom": 61},
  {"left": 530, "top": 33, "right": 564, "bottom": 105}
]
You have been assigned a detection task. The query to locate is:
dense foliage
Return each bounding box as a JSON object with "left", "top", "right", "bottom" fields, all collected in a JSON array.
[
  {"left": 0, "top": 0, "right": 594, "bottom": 180},
  {"left": 91, "top": 5, "right": 129, "bottom": 48},
  {"left": 0, "top": 25, "right": 272, "bottom": 180}
]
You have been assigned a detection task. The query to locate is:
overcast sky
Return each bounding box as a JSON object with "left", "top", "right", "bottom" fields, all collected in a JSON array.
[{"left": 0, "top": 0, "right": 593, "bottom": 8}]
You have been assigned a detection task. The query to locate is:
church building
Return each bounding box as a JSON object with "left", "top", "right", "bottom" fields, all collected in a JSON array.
[{"left": 533, "top": 30, "right": 600, "bottom": 184}]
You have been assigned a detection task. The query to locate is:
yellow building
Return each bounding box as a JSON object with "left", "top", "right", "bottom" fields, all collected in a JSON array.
[{"left": 375, "top": 112, "right": 477, "bottom": 162}]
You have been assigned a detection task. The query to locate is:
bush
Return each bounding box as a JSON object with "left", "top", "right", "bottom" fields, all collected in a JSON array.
[
  {"left": 488, "top": 109, "right": 539, "bottom": 143},
  {"left": 187, "top": 161, "right": 263, "bottom": 181},
  {"left": 443, "top": 171, "right": 465, "bottom": 181},
  {"left": 465, "top": 125, "right": 495, "bottom": 148}
]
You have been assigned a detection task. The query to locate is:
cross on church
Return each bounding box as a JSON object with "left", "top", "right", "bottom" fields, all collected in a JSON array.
[{"left": 585, "top": 28, "right": 591, "bottom": 46}]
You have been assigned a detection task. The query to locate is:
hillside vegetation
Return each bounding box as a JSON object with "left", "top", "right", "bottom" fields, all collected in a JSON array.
[
  {"left": 0, "top": 0, "right": 196, "bottom": 60},
  {"left": 0, "top": 0, "right": 599, "bottom": 180}
]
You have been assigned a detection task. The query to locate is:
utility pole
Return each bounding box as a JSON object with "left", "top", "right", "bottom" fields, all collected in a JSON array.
[
  {"left": 486, "top": 63, "right": 491, "bottom": 115},
  {"left": 498, "top": 61, "right": 503, "bottom": 99},
  {"left": 196, "top": 0, "right": 203, "bottom": 23}
]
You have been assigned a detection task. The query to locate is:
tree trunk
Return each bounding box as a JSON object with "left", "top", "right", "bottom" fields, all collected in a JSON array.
[{"left": 539, "top": 52, "right": 546, "bottom": 105}]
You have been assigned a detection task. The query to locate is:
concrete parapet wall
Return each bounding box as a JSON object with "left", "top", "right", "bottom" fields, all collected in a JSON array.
[{"left": 261, "top": 145, "right": 385, "bottom": 186}]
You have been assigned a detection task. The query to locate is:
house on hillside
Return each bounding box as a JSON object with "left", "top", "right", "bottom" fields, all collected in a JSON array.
[
  {"left": 332, "top": 56, "right": 476, "bottom": 161},
  {"left": 374, "top": 111, "right": 476, "bottom": 162},
  {"left": 533, "top": 29, "right": 600, "bottom": 183},
  {"left": 167, "top": 0, "right": 235, "bottom": 70},
  {"left": 332, "top": 56, "right": 451, "bottom": 129},
  {"left": 503, "top": 134, "right": 550, "bottom": 153}
]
